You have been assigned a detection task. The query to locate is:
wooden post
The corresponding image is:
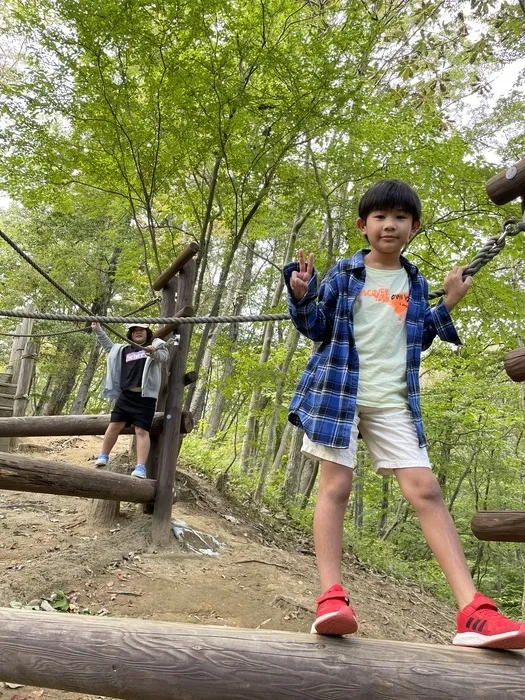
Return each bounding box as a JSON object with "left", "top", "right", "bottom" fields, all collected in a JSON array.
[
  {"left": 0, "top": 609, "right": 524, "bottom": 700},
  {"left": 10, "top": 303, "right": 35, "bottom": 386},
  {"left": 152, "top": 257, "right": 197, "bottom": 544},
  {"left": 5, "top": 322, "right": 22, "bottom": 377},
  {"left": 10, "top": 341, "right": 38, "bottom": 451},
  {"left": 146, "top": 276, "right": 178, "bottom": 486}
]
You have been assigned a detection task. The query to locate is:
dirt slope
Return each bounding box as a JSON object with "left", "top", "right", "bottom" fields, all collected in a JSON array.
[{"left": 0, "top": 435, "right": 456, "bottom": 700}]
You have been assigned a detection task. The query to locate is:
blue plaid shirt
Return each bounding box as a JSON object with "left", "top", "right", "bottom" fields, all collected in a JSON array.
[{"left": 283, "top": 250, "right": 461, "bottom": 448}]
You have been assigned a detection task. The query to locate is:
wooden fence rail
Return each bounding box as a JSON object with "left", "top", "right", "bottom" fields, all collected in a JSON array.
[
  {"left": 0, "top": 609, "right": 523, "bottom": 700},
  {"left": 0, "top": 452, "right": 155, "bottom": 503},
  {"left": 0, "top": 411, "right": 193, "bottom": 438}
]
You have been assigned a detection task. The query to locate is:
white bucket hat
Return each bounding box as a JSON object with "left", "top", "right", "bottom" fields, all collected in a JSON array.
[{"left": 126, "top": 323, "right": 150, "bottom": 330}]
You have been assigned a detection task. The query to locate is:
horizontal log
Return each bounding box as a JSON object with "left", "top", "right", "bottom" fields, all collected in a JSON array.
[
  {"left": 184, "top": 370, "right": 198, "bottom": 386},
  {"left": 0, "top": 411, "right": 194, "bottom": 438},
  {"left": 486, "top": 158, "right": 525, "bottom": 205},
  {"left": 153, "top": 306, "right": 194, "bottom": 339},
  {"left": 504, "top": 347, "right": 525, "bottom": 383},
  {"left": 152, "top": 242, "right": 199, "bottom": 291},
  {"left": 471, "top": 511, "right": 525, "bottom": 542},
  {"left": 0, "top": 452, "right": 155, "bottom": 503},
  {"left": 0, "top": 610, "right": 523, "bottom": 700}
]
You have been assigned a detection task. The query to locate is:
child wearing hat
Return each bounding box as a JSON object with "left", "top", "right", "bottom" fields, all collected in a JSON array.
[{"left": 91, "top": 322, "right": 169, "bottom": 478}]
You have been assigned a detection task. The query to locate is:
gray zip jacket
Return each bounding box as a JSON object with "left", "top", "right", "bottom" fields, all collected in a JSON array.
[{"left": 94, "top": 326, "right": 169, "bottom": 400}]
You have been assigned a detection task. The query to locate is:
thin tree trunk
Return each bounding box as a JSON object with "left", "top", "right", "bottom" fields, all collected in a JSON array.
[
  {"left": 377, "top": 476, "right": 390, "bottom": 537},
  {"left": 271, "top": 421, "right": 293, "bottom": 473},
  {"left": 282, "top": 426, "right": 304, "bottom": 498},
  {"left": 254, "top": 328, "right": 300, "bottom": 502},
  {"left": 191, "top": 244, "right": 248, "bottom": 423},
  {"left": 185, "top": 167, "right": 277, "bottom": 410},
  {"left": 204, "top": 245, "right": 255, "bottom": 438},
  {"left": 239, "top": 209, "right": 310, "bottom": 472},
  {"left": 36, "top": 375, "right": 53, "bottom": 415},
  {"left": 353, "top": 448, "right": 365, "bottom": 529},
  {"left": 70, "top": 344, "right": 101, "bottom": 415},
  {"left": 70, "top": 246, "right": 121, "bottom": 415}
]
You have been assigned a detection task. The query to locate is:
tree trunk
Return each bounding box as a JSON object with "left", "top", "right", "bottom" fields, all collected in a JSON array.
[
  {"left": 42, "top": 337, "right": 85, "bottom": 416},
  {"left": 353, "top": 449, "right": 365, "bottom": 529},
  {"left": 204, "top": 245, "right": 255, "bottom": 439},
  {"left": 254, "top": 328, "right": 300, "bottom": 502},
  {"left": 70, "top": 343, "right": 101, "bottom": 415},
  {"left": 191, "top": 243, "right": 248, "bottom": 424},
  {"left": 301, "top": 462, "right": 319, "bottom": 509},
  {"left": 35, "top": 375, "right": 53, "bottom": 415},
  {"left": 377, "top": 476, "right": 390, "bottom": 537},
  {"left": 239, "top": 210, "right": 310, "bottom": 472},
  {"left": 271, "top": 421, "right": 293, "bottom": 473},
  {"left": 282, "top": 426, "right": 304, "bottom": 499}
]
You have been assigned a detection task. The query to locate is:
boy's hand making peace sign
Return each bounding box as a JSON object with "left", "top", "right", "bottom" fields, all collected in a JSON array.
[{"left": 290, "top": 249, "right": 315, "bottom": 301}]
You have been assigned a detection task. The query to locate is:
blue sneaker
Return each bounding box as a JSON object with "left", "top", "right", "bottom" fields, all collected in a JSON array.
[
  {"left": 131, "top": 464, "right": 147, "bottom": 479},
  {"left": 95, "top": 453, "right": 109, "bottom": 468}
]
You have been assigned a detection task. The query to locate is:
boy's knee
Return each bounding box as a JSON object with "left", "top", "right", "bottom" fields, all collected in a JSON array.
[
  {"left": 320, "top": 470, "right": 353, "bottom": 504},
  {"left": 135, "top": 427, "right": 149, "bottom": 438},
  {"left": 399, "top": 472, "right": 442, "bottom": 506}
]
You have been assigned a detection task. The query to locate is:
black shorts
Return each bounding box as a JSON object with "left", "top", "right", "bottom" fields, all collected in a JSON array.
[{"left": 111, "top": 390, "right": 156, "bottom": 431}]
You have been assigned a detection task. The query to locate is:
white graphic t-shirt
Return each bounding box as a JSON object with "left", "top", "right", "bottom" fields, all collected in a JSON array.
[{"left": 353, "top": 265, "right": 409, "bottom": 407}]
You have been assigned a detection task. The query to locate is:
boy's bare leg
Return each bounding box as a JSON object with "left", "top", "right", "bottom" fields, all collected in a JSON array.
[
  {"left": 101, "top": 421, "right": 126, "bottom": 456},
  {"left": 395, "top": 467, "right": 476, "bottom": 609},
  {"left": 314, "top": 460, "right": 353, "bottom": 592}
]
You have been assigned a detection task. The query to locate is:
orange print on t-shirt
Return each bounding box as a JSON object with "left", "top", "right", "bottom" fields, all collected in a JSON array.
[{"left": 361, "top": 288, "right": 408, "bottom": 320}]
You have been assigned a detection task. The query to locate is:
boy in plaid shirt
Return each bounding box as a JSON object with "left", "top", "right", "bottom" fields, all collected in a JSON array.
[{"left": 284, "top": 179, "right": 525, "bottom": 648}]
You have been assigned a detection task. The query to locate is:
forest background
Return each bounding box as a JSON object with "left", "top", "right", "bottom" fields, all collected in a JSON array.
[{"left": 0, "top": 0, "right": 524, "bottom": 615}]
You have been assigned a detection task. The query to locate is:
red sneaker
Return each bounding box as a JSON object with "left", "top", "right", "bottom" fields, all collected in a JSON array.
[
  {"left": 453, "top": 592, "right": 525, "bottom": 649},
  {"left": 311, "top": 584, "right": 358, "bottom": 636}
]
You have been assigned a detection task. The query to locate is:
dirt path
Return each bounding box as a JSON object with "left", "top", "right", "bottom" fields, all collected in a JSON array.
[{"left": 0, "top": 436, "right": 456, "bottom": 700}]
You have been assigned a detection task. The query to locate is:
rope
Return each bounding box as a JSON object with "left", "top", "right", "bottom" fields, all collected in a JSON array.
[
  {"left": 427, "top": 219, "right": 522, "bottom": 299},
  {"left": 0, "top": 309, "right": 291, "bottom": 325},
  {"left": 0, "top": 298, "right": 161, "bottom": 339},
  {"left": 0, "top": 227, "right": 150, "bottom": 348},
  {"left": 0, "top": 220, "right": 522, "bottom": 329}
]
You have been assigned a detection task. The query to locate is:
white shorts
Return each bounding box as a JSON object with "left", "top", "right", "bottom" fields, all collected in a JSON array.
[{"left": 302, "top": 406, "right": 431, "bottom": 475}]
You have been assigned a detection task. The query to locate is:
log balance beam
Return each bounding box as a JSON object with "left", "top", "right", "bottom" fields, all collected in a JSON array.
[
  {"left": 0, "top": 411, "right": 194, "bottom": 437},
  {"left": 0, "top": 452, "right": 155, "bottom": 503},
  {"left": 471, "top": 511, "right": 525, "bottom": 542},
  {"left": 0, "top": 610, "right": 523, "bottom": 700}
]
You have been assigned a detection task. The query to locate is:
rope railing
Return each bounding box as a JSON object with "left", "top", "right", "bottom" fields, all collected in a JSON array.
[
  {"left": 0, "top": 309, "right": 291, "bottom": 325},
  {"left": 0, "top": 219, "right": 523, "bottom": 330}
]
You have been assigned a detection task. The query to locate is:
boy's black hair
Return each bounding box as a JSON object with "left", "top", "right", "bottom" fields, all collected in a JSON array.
[
  {"left": 126, "top": 326, "right": 153, "bottom": 345},
  {"left": 358, "top": 179, "right": 422, "bottom": 222}
]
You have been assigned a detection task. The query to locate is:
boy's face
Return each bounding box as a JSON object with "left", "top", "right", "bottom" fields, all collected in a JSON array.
[{"left": 356, "top": 209, "right": 419, "bottom": 255}]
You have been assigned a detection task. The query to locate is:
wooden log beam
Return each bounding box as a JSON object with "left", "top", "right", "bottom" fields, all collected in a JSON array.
[
  {"left": 504, "top": 347, "right": 525, "bottom": 383},
  {"left": 471, "top": 511, "right": 525, "bottom": 542},
  {"left": 0, "top": 411, "right": 194, "bottom": 438},
  {"left": 153, "top": 306, "right": 194, "bottom": 340},
  {"left": 0, "top": 610, "right": 523, "bottom": 700},
  {"left": 486, "top": 158, "right": 525, "bottom": 205},
  {"left": 152, "top": 242, "right": 199, "bottom": 291},
  {"left": 0, "top": 452, "right": 155, "bottom": 503}
]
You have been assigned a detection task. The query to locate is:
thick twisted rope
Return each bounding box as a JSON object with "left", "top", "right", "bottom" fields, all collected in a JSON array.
[
  {"left": 0, "top": 220, "right": 522, "bottom": 329},
  {"left": 0, "top": 309, "right": 291, "bottom": 325},
  {"left": 428, "top": 219, "right": 525, "bottom": 299},
  {"left": 0, "top": 227, "right": 151, "bottom": 347}
]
